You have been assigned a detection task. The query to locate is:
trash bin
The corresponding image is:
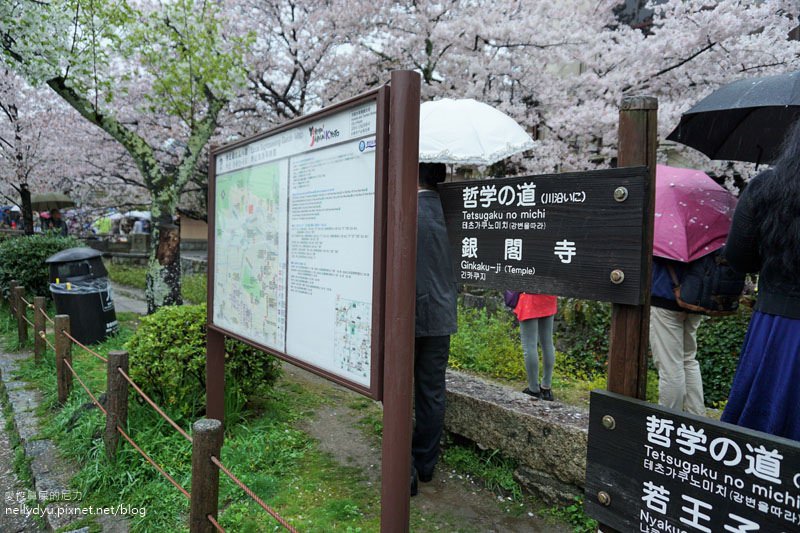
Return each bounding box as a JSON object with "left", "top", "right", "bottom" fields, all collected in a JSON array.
[{"left": 45, "top": 247, "right": 119, "bottom": 345}]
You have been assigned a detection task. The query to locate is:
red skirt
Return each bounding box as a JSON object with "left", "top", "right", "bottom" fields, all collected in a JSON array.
[{"left": 514, "top": 293, "right": 557, "bottom": 321}]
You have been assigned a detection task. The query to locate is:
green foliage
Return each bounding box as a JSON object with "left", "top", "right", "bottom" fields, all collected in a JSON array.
[
  {"left": 442, "top": 443, "right": 523, "bottom": 500},
  {"left": 449, "top": 305, "right": 526, "bottom": 380},
  {"left": 540, "top": 496, "right": 598, "bottom": 533},
  {"left": 182, "top": 272, "right": 207, "bottom": 304},
  {"left": 125, "top": 304, "right": 281, "bottom": 420},
  {"left": 0, "top": 233, "right": 81, "bottom": 298},
  {"left": 104, "top": 262, "right": 147, "bottom": 290},
  {"left": 696, "top": 308, "right": 750, "bottom": 405},
  {"left": 556, "top": 298, "right": 611, "bottom": 377}
]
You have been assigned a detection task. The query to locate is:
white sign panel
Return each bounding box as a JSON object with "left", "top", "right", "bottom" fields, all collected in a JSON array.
[{"left": 213, "top": 101, "right": 378, "bottom": 387}]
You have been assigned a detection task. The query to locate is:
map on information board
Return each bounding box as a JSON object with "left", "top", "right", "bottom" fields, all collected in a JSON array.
[
  {"left": 214, "top": 162, "right": 288, "bottom": 352},
  {"left": 213, "top": 100, "right": 378, "bottom": 388}
]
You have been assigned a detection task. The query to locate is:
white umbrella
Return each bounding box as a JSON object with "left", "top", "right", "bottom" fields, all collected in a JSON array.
[
  {"left": 123, "top": 210, "right": 151, "bottom": 220},
  {"left": 419, "top": 98, "right": 535, "bottom": 165}
]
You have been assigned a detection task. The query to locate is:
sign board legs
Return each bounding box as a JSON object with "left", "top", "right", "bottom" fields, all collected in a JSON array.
[
  {"left": 380, "top": 70, "right": 420, "bottom": 533},
  {"left": 206, "top": 327, "right": 225, "bottom": 423}
]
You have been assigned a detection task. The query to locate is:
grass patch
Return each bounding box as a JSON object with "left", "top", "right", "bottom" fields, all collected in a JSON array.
[
  {"left": 540, "top": 496, "right": 598, "bottom": 533},
  {"left": 105, "top": 261, "right": 207, "bottom": 304},
  {"left": 105, "top": 263, "right": 147, "bottom": 290},
  {"left": 181, "top": 273, "right": 207, "bottom": 304},
  {"left": 442, "top": 441, "right": 523, "bottom": 501}
]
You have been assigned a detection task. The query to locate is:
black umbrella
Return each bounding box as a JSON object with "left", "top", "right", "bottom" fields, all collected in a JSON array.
[
  {"left": 667, "top": 71, "right": 800, "bottom": 165},
  {"left": 30, "top": 192, "right": 75, "bottom": 211}
]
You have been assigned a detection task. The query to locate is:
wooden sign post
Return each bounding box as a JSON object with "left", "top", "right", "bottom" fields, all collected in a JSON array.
[{"left": 607, "top": 96, "right": 658, "bottom": 400}]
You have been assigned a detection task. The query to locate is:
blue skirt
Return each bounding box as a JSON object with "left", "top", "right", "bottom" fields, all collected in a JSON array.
[{"left": 722, "top": 311, "right": 800, "bottom": 441}]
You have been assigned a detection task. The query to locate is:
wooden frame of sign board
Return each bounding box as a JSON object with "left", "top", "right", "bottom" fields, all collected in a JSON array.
[
  {"left": 206, "top": 71, "right": 420, "bottom": 533},
  {"left": 206, "top": 87, "right": 390, "bottom": 404}
]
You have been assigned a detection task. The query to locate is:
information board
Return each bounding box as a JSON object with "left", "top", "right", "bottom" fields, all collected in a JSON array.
[
  {"left": 210, "top": 95, "right": 383, "bottom": 394},
  {"left": 438, "top": 167, "right": 649, "bottom": 304},
  {"left": 586, "top": 390, "right": 800, "bottom": 532}
]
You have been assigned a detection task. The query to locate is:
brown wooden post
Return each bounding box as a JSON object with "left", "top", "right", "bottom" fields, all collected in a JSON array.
[
  {"left": 206, "top": 328, "right": 225, "bottom": 423},
  {"left": 12, "top": 286, "right": 27, "bottom": 347},
  {"left": 33, "top": 296, "right": 46, "bottom": 363},
  {"left": 380, "top": 70, "right": 420, "bottom": 533},
  {"left": 607, "top": 97, "right": 658, "bottom": 399},
  {"left": 8, "top": 279, "right": 18, "bottom": 312},
  {"left": 54, "top": 314, "right": 72, "bottom": 404},
  {"left": 104, "top": 350, "right": 129, "bottom": 460},
  {"left": 189, "top": 418, "right": 223, "bottom": 533}
]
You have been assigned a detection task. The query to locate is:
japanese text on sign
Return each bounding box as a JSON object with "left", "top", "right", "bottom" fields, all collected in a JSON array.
[{"left": 585, "top": 391, "right": 800, "bottom": 533}]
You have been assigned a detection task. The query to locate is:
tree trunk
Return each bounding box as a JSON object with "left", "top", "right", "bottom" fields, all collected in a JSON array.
[
  {"left": 19, "top": 183, "right": 33, "bottom": 235},
  {"left": 146, "top": 203, "right": 182, "bottom": 313}
]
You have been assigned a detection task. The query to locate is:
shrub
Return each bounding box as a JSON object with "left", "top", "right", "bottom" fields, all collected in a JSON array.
[
  {"left": 0, "top": 233, "right": 82, "bottom": 298},
  {"left": 450, "top": 305, "right": 526, "bottom": 380},
  {"left": 555, "top": 298, "right": 611, "bottom": 377},
  {"left": 126, "top": 304, "right": 281, "bottom": 420}
]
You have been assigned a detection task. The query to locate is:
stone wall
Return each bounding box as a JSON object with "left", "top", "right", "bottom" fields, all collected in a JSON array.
[{"left": 444, "top": 369, "right": 589, "bottom": 504}]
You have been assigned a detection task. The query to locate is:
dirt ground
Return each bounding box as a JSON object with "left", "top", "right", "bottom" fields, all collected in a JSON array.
[{"left": 286, "top": 364, "right": 571, "bottom": 533}]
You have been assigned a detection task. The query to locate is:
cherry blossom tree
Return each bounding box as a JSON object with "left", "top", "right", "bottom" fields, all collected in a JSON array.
[{"left": 1, "top": 0, "right": 249, "bottom": 311}]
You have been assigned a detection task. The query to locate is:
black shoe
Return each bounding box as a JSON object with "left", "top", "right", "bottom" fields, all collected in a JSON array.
[
  {"left": 418, "top": 470, "right": 434, "bottom": 483},
  {"left": 522, "top": 387, "right": 541, "bottom": 399},
  {"left": 411, "top": 468, "right": 418, "bottom": 496},
  {"left": 540, "top": 387, "right": 554, "bottom": 401}
]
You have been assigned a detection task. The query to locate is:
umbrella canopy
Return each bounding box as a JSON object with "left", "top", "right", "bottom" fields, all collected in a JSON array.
[
  {"left": 30, "top": 192, "right": 75, "bottom": 211},
  {"left": 123, "top": 210, "right": 151, "bottom": 220},
  {"left": 419, "top": 98, "right": 535, "bottom": 165},
  {"left": 667, "top": 71, "right": 800, "bottom": 165},
  {"left": 654, "top": 165, "right": 737, "bottom": 263}
]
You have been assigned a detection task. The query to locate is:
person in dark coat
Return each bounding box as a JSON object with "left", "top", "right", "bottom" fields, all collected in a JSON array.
[
  {"left": 412, "top": 162, "right": 458, "bottom": 495},
  {"left": 721, "top": 120, "right": 800, "bottom": 441}
]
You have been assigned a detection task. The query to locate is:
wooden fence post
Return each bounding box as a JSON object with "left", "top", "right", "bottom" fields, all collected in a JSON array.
[
  {"left": 54, "top": 314, "right": 72, "bottom": 404},
  {"left": 33, "top": 296, "right": 46, "bottom": 363},
  {"left": 607, "top": 95, "right": 658, "bottom": 400},
  {"left": 104, "top": 350, "right": 129, "bottom": 460},
  {"left": 189, "top": 418, "right": 223, "bottom": 533},
  {"left": 12, "top": 286, "right": 27, "bottom": 347},
  {"left": 8, "top": 279, "right": 18, "bottom": 311}
]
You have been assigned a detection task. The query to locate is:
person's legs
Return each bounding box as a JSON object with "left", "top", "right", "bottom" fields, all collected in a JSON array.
[
  {"left": 649, "top": 307, "right": 688, "bottom": 411},
  {"left": 519, "top": 318, "right": 540, "bottom": 392},
  {"left": 682, "top": 313, "right": 706, "bottom": 416},
  {"left": 538, "top": 315, "right": 556, "bottom": 389},
  {"left": 412, "top": 335, "right": 450, "bottom": 479}
]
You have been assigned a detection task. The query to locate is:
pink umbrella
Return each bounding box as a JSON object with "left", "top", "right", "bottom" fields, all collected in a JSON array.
[{"left": 654, "top": 164, "right": 738, "bottom": 263}]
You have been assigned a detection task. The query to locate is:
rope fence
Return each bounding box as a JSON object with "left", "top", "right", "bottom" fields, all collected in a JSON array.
[
  {"left": 211, "top": 456, "right": 299, "bottom": 533},
  {"left": 61, "top": 330, "right": 108, "bottom": 363},
  {"left": 5, "top": 287, "right": 296, "bottom": 532},
  {"left": 117, "top": 366, "right": 193, "bottom": 443},
  {"left": 207, "top": 514, "right": 226, "bottom": 532},
  {"left": 116, "top": 425, "right": 192, "bottom": 500},
  {"left": 39, "top": 306, "right": 54, "bottom": 324}
]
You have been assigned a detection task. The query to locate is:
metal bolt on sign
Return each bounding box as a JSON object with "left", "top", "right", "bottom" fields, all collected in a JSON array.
[
  {"left": 602, "top": 415, "right": 616, "bottom": 430},
  {"left": 613, "top": 187, "right": 629, "bottom": 202},
  {"left": 597, "top": 491, "right": 612, "bottom": 506},
  {"left": 610, "top": 270, "right": 625, "bottom": 284}
]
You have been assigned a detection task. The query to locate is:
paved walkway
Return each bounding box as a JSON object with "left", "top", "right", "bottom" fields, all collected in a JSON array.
[
  {"left": 109, "top": 282, "right": 147, "bottom": 315},
  {"left": 0, "top": 352, "right": 42, "bottom": 532}
]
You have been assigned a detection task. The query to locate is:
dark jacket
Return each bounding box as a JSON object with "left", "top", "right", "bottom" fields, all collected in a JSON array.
[
  {"left": 651, "top": 257, "right": 690, "bottom": 312},
  {"left": 415, "top": 190, "right": 458, "bottom": 337},
  {"left": 724, "top": 171, "right": 800, "bottom": 319}
]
